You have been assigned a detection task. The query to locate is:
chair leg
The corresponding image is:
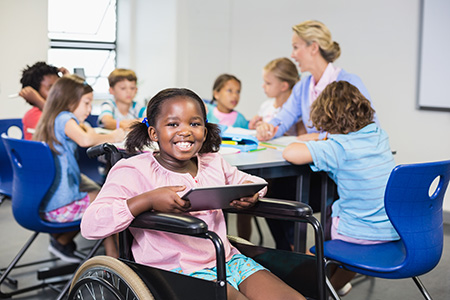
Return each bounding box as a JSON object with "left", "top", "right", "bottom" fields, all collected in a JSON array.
[
  {"left": 0, "top": 232, "right": 48, "bottom": 297},
  {"left": 413, "top": 276, "right": 433, "bottom": 300},
  {"left": 326, "top": 276, "right": 341, "bottom": 300},
  {"left": 253, "top": 216, "right": 264, "bottom": 246},
  {"left": 55, "top": 239, "right": 105, "bottom": 300}
]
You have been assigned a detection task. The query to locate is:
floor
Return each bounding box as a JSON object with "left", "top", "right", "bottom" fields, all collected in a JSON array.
[{"left": 1, "top": 198, "right": 449, "bottom": 299}]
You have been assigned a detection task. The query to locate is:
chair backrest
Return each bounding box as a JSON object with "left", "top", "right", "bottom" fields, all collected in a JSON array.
[
  {"left": 1, "top": 134, "right": 80, "bottom": 233},
  {"left": 0, "top": 119, "right": 23, "bottom": 197},
  {"left": 384, "top": 159, "right": 450, "bottom": 276}
]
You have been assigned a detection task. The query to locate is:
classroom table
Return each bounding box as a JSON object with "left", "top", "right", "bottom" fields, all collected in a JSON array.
[{"left": 223, "top": 148, "right": 315, "bottom": 252}]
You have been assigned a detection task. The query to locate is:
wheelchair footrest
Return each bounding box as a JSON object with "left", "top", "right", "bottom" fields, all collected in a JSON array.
[{"left": 37, "top": 263, "right": 79, "bottom": 280}]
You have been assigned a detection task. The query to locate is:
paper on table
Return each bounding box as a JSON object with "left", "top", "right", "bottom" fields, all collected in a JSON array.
[
  {"left": 260, "top": 136, "right": 304, "bottom": 150},
  {"left": 223, "top": 127, "right": 257, "bottom": 136},
  {"left": 219, "top": 147, "right": 241, "bottom": 155}
]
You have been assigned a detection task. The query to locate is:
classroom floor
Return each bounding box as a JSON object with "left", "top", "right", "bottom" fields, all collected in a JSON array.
[{"left": 0, "top": 199, "right": 449, "bottom": 299}]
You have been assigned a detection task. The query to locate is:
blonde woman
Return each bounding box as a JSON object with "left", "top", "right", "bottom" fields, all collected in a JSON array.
[{"left": 256, "top": 20, "right": 377, "bottom": 142}]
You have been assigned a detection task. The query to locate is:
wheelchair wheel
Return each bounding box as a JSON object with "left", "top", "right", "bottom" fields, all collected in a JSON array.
[{"left": 68, "top": 255, "right": 154, "bottom": 300}]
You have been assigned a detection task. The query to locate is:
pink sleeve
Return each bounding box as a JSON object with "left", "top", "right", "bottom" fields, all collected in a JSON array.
[
  {"left": 81, "top": 164, "right": 141, "bottom": 240},
  {"left": 219, "top": 155, "right": 268, "bottom": 197}
]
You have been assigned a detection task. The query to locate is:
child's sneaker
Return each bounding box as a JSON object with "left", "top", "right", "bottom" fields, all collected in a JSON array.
[
  {"left": 337, "top": 282, "right": 352, "bottom": 297},
  {"left": 48, "top": 237, "right": 82, "bottom": 263}
]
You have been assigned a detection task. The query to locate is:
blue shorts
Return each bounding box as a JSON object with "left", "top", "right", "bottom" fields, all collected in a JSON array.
[{"left": 171, "top": 254, "right": 267, "bottom": 290}]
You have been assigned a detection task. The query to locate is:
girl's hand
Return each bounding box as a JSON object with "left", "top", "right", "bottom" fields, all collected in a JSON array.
[
  {"left": 230, "top": 181, "right": 259, "bottom": 209},
  {"left": 111, "top": 128, "right": 126, "bottom": 142},
  {"left": 127, "top": 186, "right": 190, "bottom": 216},
  {"left": 256, "top": 121, "right": 277, "bottom": 141},
  {"left": 149, "top": 186, "right": 191, "bottom": 213},
  {"left": 119, "top": 119, "right": 138, "bottom": 131},
  {"left": 230, "top": 193, "right": 259, "bottom": 209},
  {"left": 248, "top": 115, "right": 263, "bottom": 130}
]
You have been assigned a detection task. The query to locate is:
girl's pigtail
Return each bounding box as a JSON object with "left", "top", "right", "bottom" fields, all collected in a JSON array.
[
  {"left": 125, "top": 121, "right": 153, "bottom": 154},
  {"left": 200, "top": 122, "right": 221, "bottom": 153}
]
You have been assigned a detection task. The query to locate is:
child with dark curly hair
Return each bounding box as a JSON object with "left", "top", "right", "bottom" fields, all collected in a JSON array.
[
  {"left": 19, "top": 61, "right": 69, "bottom": 140},
  {"left": 283, "top": 81, "right": 399, "bottom": 296}
]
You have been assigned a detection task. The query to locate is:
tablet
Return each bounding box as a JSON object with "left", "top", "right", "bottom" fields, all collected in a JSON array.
[{"left": 182, "top": 183, "right": 267, "bottom": 211}]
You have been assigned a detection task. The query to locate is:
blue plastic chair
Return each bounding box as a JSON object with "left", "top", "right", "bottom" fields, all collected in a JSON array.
[
  {"left": 311, "top": 159, "right": 450, "bottom": 299},
  {"left": 0, "top": 119, "right": 23, "bottom": 201},
  {"left": 0, "top": 134, "right": 102, "bottom": 298},
  {"left": 78, "top": 114, "right": 106, "bottom": 185}
]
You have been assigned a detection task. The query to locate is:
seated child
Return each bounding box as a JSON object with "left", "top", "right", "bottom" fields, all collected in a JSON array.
[
  {"left": 33, "top": 75, "right": 125, "bottom": 262},
  {"left": 249, "top": 57, "right": 305, "bottom": 135},
  {"left": 18, "top": 61, "right": 69, "bottom": 140},
  {"left": 81, "top": 88, "right": 305, "bottom": 300},
  {"left": 283, "top": 81, "right": 399, "bottom": 296},
  {"left": 206, "top": 74, "right": 249, "bottom": 129},
  {"left": 98, "top": 68, "right": 146, "bottom": 130}
]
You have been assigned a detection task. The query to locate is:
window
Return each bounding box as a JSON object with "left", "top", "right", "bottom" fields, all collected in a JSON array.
[{"left": 48, "top": 0, "right": 117, "bottom": 109}]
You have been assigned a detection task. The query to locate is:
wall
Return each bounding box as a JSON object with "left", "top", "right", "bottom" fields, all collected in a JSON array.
[
  {"left": 116, "top": 0, "right": 450, "bottom": 214},
  {"left": 0, "top": 0, "right": 48, "bottom": 119},
  {"left": 1, "top": 0, "right": 449, "bottom": 215}
]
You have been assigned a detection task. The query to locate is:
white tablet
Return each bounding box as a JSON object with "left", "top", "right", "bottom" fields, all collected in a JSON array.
[{"left": 182, "top": 183, "right": 267, "bottom": 211}]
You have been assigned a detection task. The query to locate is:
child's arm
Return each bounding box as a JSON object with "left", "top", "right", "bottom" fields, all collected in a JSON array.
[
  {"left": 81, "top": 185, "right": 190, "bottom": 239},
  {"left": 19, "top": 87, "right": 45, "bottom": 110},
  {"left": 282, "top": 142, "right": 313, "bottom": 165},
  {"left": 65, "top": 118, "right": 125, "bottom": 148},
  {"left": 99, "top": 114, "right": 119, "bottom": 130},
  {"left": 297, "top": 132, "right": 320, "bottom": 141},
  {"left": 126, "top": 186, "right": 190, "bottom": 216}
]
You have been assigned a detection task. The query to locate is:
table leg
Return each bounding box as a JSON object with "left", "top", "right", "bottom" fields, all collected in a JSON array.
[{"left": 293, "top": 172, "right": 310, "bottom": 252}]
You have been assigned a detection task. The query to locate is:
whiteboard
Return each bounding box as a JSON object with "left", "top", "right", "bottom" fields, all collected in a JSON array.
[{"left": 418, "top": 0, "right": 450, "bottom": 110}]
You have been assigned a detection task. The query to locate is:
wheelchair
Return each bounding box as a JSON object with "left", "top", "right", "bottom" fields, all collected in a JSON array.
[{"left": 67, "top": 143, "right": 327, "bottom": 300}]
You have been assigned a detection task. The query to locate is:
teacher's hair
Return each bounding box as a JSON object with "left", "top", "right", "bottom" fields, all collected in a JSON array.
[
  {"left": 292, "top": 20, "right": 341, "bottom": 63},
  {"left": 310, "top": 81, "right": 375, "bottom": 134}
]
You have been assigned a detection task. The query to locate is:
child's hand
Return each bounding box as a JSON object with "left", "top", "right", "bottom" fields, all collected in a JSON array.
[
  {"left": 150, "top": 186, "right": 191, "bottom": 213},
  {"left": 111, "top": 128, "right": 126, "bottom": 142},
  {"left": 256, "top": 121, "right": 277, "bottom": 141},
  {"left": 248, "top": 115, "right": 263, "bottom": 130},
  {"left": 119, "top": 119, "right": 139, "bottom": 131},
  {"left": 230, "top": 181, "right": 260, "bottom": 209},
  {"left": 19, "top": 87, "right": 45, "bottom": 108}
]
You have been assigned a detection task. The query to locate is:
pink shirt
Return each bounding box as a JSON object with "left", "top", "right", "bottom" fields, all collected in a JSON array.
[
  {"left": 213, "top": 107, "right": 238, "bottom": 126},
  {"left": 81, "top": 151, "right": 267, "bottom": 274},
  {"left": 309, "top": 63, "right": 342, "bottom": 105}
]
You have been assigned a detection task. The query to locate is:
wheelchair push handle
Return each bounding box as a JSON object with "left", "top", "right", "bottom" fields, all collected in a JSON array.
[{"left": 86, "top": 143, "right": 119, "bottom": 159}]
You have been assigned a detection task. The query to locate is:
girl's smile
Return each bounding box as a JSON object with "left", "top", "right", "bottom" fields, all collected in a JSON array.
[{"left": 150, "top": 96, "right": 207, "bottom": 173}]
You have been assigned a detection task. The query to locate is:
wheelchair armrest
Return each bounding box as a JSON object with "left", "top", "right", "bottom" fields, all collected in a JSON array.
[
  {"left": 130, "top": 211, "right": 208, "bottom": 235},
  {"left": 224, "top": 197, "right": 313, "bottom": 220}
]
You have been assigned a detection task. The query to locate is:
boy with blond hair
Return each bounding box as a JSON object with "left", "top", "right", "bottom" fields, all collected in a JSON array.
[{"left": 98, "top": 68, "right": 145, "bottom": 130}]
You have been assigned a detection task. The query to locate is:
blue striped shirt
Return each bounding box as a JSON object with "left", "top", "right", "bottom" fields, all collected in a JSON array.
[
  {"left": 98, "top": 99, "right": 146, "bottom": 127},
  {"left": 305, "top": 123, "right": 399, "bottom": 241}
]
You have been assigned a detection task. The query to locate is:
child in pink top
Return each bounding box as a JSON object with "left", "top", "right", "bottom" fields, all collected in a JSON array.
[{"left": 81, "top": 88, "right": 305, "bottom": 300}]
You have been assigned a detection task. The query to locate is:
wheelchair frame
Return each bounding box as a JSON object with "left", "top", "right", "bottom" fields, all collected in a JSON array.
[{"left": 67, "top": 143, "right": 327, "bottom": 300}]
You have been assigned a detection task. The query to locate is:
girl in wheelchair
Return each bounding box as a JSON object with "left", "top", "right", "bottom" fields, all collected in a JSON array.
[{"left": 81, "top": 88, "right": 306, "bottom": 300}]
